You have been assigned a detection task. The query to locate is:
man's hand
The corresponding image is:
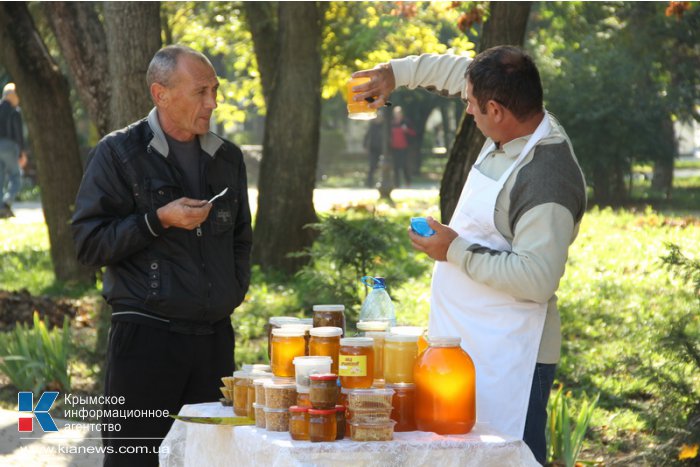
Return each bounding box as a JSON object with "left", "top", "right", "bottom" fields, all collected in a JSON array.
[
  {"left": 407, "top": 216, "right": 458, "bottom": 262},
  {"left": 156, "top": 197, "right": 212, "bottom": 230},
  {"left": 351, "top": 63, "right": 396, "bottom": 109}
]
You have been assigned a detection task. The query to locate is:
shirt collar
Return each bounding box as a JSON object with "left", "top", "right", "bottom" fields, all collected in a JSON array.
[
  {"left": 146, "top": 107, "right": 223, "bottom": 158},
  {"left": 498, "top": 134, "right": 530, "bottom": 159}
]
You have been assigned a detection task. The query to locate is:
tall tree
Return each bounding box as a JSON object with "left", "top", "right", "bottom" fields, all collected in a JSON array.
[
  {"left": 439, "top": 2, "right": 532, "bottom": 223},
  {"left": 244, "top": 2, "right": 326, "bottom": 274},
  {"left": 103, "top": 2, "right": 161, "bottom": 129},
  {"left": 44, "top": 2, "right": 112, "bottom": 137},
  {"left": 0, "top": 2, "right": 92, "bottom": 284}
]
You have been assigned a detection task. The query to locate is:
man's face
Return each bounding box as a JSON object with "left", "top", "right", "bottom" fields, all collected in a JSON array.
[
  {"left": 158, "top": 54, "right": 219, "bottom": 141},
  {"left": 465, "top": 79, "right": 493, "bottom": 139}
]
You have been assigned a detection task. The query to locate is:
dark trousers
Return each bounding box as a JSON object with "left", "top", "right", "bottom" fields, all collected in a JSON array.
[
  {"left": 102, "top": 318, "right": 235, "bottom": 467},
  {"left": 523, "top": 362, "right": 557, "bottom": 465},
  {"left": 391, "top": 148, "right": 411, "bottom": 187},
  {"left": 367, "top": 149, "right": 381, "bottom": 187}
]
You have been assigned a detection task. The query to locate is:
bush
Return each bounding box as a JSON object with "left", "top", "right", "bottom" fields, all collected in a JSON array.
[{"left": 0, "top": 312, "right": 71, "bottom": 393}]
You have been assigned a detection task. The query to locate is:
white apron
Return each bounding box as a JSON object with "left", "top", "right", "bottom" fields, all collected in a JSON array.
[{"left": 429, "top": 114, "right": 551, "bottom": 439}]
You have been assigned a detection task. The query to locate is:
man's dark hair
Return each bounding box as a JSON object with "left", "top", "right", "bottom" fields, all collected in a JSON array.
[{"left": 466, "top": 46, "right": 543, "bottom": 122}]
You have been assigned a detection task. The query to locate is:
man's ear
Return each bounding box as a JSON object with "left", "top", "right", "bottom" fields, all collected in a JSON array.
[
  {"left": 151, "top": 83, "right": 168, "bottom": 107},
  {"left": 487, "top": 99, "right": 506, "bottom": 123}
]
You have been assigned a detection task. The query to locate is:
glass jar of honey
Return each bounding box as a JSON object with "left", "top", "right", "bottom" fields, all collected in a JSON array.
[
  {"left": 335, "top": 405, "right": 346, "bottom": 439},
  {"left": 309, "top": 327, "right": 343, "bottom": 374},
  {"left": 271, "top": 328, "right": 306, "bottom": 377},
  {"left": 267, "top": 316, "right": 300, "bottom": 359},
  {"left": 386, "top": 383, "right": 416, "bottom": 432},
  {"left": 232, "top": 370, "right": 249, "bottom": 416},
  {"left": 364, "top": 331, "right": 387, "bottom": 381},
  {"left": 414, "top": 336, "right": 475, "bottom": 434},
  {"left": 297, "top": 387, "right": 312, "bottom": 408},
  {"left": 282, "top": 323, "right": 313, "bottom": 356},
  {"left": 384, "top": 333, "right": 419, "bottom": 384},
  {"left": 312, "top": 305, "right": 346, "bottom": 336},
  {"left": 308, "top": 408, "right": 337, "bottom": 442},
  {"left": 309, "top": 373, "right": 339, "bottom": 409},
  {"left": 289, "top": 406, "right": 310, "bottom": 440},
  {"left": 338, "top": 337, "right": 374, "bottom": 389}
]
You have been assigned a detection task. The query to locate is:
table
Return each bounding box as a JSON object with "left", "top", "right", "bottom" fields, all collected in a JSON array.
[{"left": 159, "top": 403, "right": 538, "bottom": 467}]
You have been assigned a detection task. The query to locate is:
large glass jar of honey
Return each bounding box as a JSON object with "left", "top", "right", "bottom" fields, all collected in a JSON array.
[
  {"left": 309, "top": 327, "right": 343, "bottom": 374},
  {"left": 312, "top": 305, "right": 346, "bottom": 336},
  {"left": 338, "top": 337, "right": 374, "bottom": 389},
  {"left": 414, "top": 336, "right": 475, "bottom": 435},
  {"left": 271, "top": 328, "right": 306, "bottom": 377},
  {"left": 384, "top": 333, "right": 419, "bottom": 384}
]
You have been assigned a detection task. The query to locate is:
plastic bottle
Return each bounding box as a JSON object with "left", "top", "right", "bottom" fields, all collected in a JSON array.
[{"left": 359, "top": 276, "right": 396, "bottom": 328}]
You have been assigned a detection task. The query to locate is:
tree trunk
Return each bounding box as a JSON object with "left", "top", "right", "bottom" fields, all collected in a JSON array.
[
  {"left": 651, "top": 116, "right": 676, "bottom": 199},
  {"left": 44, "top": 2, "right": 112, "bottom": 137},
  {"left": 0, "top": 3, "right": 93, "bottom": 284},
  {"left": 103, "top": 2, "right": 161, "bottom": 129},
  {"left": 242, "top": 2, "right": 279, "bottom": 107},
  {"left": 439, "top": 2, "right": 532, "bottom": 223},
  {"left": 250, "top": 2, "right": 325, "bottom": 274}
]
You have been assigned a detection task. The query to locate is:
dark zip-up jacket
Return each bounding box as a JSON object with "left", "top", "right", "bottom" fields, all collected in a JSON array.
[{"left": 72, "top": 109, "right": 252, "bottom": 323}]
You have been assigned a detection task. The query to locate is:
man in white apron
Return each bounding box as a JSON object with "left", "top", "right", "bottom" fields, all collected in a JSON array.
[{"left": 353, "top": 47, "right": 587, "bottom": 465}]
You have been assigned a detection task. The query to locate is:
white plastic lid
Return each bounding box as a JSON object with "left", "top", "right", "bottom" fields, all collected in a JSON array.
[
  {"left": 296, "top": 385, "right": 310, "bottom": 394},
  {"left": 428, "top": 336, "right": 462, "bottom": 347},
  {"left": 340, "top": 337, "right": 374, "bottom": 347},
  {"left": 312, "top": 304, "right": 345, "bottom": 312},
  {"left": 263, "top": 380, "right": 296, "bottom": 389},
  {"left": 252, "top": 402, "right": 265, "bottom": 409},
  {"left": 364, "top": 331, "right": 387, "bottom": 339},
  {"left": 263, "top": 407, "right": 289, "bottom": 413},
  {"left": 269, "top": 316, "right": 300, "bottom": 326},
  {"left": 253, "top": 377, "right": 272, "bottom": 386},
  {"left": 271, "top": 327, "right": 305, "bottom": 337},
  {"left": 251, "top": 364, "right": 271, "bottom": 372},
  {"left": 242, "top": 364, "right": 253, "bottom": 372},
  {"left": 233, "top": 370, "right": 248, "bottom": 378},
  {"left": 390, "top": 326, "right": 424, "bottom": 336},
  {"left": 309, "top": 326, "right": 343, "bottom": 337},
  {"left": 385, "top": 333, "right": 419, "bottom": 343},
  {"left": 299, "top": 318, "right": 314, "bottom": 325},
  {"left": 281, "top": 323, "right": 313, "bottom": 332},
  {"left": 293, "top": 356, "right": 333, "bottom": 366},
  {"left": 348, "top": 388, "right": 395, "bottom": 397},
  {"left": 357, "top": 320, "right": 389, "bottom": 331}
]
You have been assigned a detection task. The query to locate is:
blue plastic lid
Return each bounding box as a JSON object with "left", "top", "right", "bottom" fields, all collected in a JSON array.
[
  {"left": 361, "top": 276, "right": 386, "bottom": 289},
  {"left": 410, "top": 217, "right": 436, "bottom": 237}
]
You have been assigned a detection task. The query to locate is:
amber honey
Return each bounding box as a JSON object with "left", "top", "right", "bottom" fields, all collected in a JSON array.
[
  {"left": 413, "top": 337, "right": 475, "bottom": 434},
  {"left": 384, "top": 334, "right": 419, "bottom": 384},
  {"left": 309, "top": 327, "right": 343, "bottom": 374},
  {"left": 338, "top": 337, "right": 374, "bottom": 389},
  {"left": 289, "top": 406, "right": 310, "bottom": 440},
  {"left": 271, "top": 328, "right": 306, "bottom": 377},
  {"left": 346, "top": 77, "right": 377, "bottom": 120},
  {"left": 308, "top": 408, "right": 337, "bottom": 442},
  {"left": 364, "top": 331, "right": 386, "bottom": 380},
  {"left": 312, "top": 305, "right": 346, "bottom": 336},
  {"left": 387, "top": 383, "right": 416, "bottom": 432}
]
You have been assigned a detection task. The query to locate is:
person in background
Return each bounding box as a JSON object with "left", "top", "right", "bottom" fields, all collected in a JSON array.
[
  {"left": 389, "top": 106, "right": 416, "bottom": 187},
  {"left": 72, "top": 45, "right": 252, "bottom": 467},
  {"left": 0, "top": 83, "right": 26, "bottom": 218},
  {"left": 352, "top": 47, "right": 586, "bottom": 465},
  {"left": 363, "top": 112, "right": 384, "bottom": 188}
]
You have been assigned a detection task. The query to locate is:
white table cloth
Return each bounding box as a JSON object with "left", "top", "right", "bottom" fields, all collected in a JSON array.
[{"left": 159, "top": 402, "right": 539, "bottom": 467}]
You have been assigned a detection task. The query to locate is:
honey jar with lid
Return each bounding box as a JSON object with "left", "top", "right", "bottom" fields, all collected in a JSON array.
[
  {"left": 289, "top": 406, "right": 310, "bottom": 440},
  {"left": 308, "top": 408, "right": 337, "bottom": 442},
  {"left": 312, "top": 305, "right": 346, "bottom": 336},
  {"left": 309, "top": 327, "right": 343, "bottom": 374},
  {"left": 271, "top": 327, "right": 306, "bottom": 377},
  {"left": 338, "top": 337, "right": 374, "bottom": 389},
  {"left": 414, "top": 336, "right": 475, "bottom": 434}
]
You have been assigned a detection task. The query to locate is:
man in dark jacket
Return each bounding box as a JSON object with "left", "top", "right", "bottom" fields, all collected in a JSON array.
[
  {"left": 72, "top": 45, "right": 252, "bottom": 467},
  {"left": 0, "top": 83, "right": 25, "bottom": 218}
]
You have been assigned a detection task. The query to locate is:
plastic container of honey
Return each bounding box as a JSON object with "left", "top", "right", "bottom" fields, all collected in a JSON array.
[
  {"left": 309, "top": 327, "right": 343, "bottom": 374},
  {"left": 271, "top": 327, "right": 306, "bottom": 377},
  {"left": 414, "top": 336, "right": 475, "bottom": 434},
  {"left": 384, "top": 333, "right": 419, "bottom": 384},
  {"left": 232, "top": 370, "right": 249, "bottom": 416},
  {"left": 293, "top": 355, "right": 332, "bottom": 391},
  {"left": 312, "top": 305, "right": 346, "bottom": 336},
  {"left": 387, "top": 382, "right": 416, "bottom": 432},
  {"left": 308, "top": 408, "right": 337, "bottom": 442},
  {"left": 338, "top": 337, "right": 374, "bottom": 389},
  {"left": 289, "top": 406, "right": 310, "bottom": 440}
]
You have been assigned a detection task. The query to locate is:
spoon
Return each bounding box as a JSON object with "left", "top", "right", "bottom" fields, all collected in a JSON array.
[{"left": 208, "top": 187, "right": 228, "bottom": 204}]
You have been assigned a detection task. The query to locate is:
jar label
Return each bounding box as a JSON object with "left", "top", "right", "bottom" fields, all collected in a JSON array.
[{"left": 338, "top": 355, "right": 367, "bottom": 377}]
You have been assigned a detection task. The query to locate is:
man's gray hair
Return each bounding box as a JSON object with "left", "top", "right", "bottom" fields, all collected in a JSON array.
[
  {"left": 2, "top": 82, "right": 15, "bottom": 99},
  {"left": 146, "top": 45, "right": 212, "bottom": 88}
]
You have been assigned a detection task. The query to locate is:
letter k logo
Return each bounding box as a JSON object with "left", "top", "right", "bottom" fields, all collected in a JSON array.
[{"left": 18, "top": 391, "right": 59, "bottom": 432}]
